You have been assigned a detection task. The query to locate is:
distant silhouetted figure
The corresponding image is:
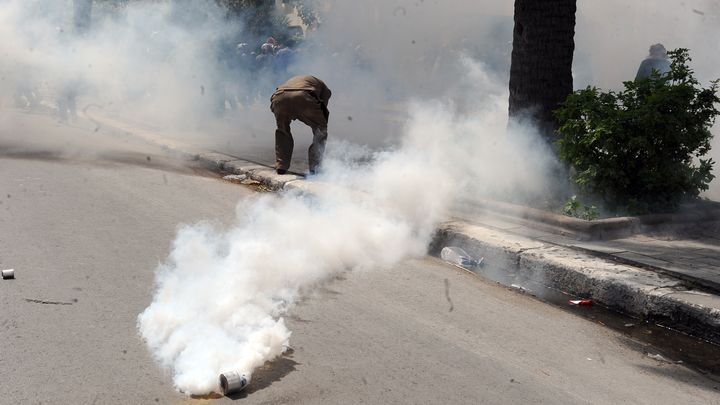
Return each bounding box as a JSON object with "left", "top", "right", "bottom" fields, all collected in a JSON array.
[
  {"left": 73, "top": 0, "right": 93, "bottom": 35},
  {"left": 635, "top": 43, "right": 671, "bottom": 80},
  {"left": 57, "top": 81, "right": 79, "bottom": 123}
]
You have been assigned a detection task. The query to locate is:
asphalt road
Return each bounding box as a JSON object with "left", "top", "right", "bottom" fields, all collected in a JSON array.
[{"left": 1, "top": 112, "right": 719, "bottom": 404}]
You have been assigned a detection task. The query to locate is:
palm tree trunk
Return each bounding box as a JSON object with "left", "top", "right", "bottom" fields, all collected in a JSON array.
[{"left": 508, "top": 0, "right": 577, "bottom": 143}]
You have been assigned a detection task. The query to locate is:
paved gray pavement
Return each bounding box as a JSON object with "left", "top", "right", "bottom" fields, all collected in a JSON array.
[
  {"left": 0, "top": 157, "right": 249, "bottom": 404},
  {"left": 1, "top": 111, "right": 719, "bottom": 404}
]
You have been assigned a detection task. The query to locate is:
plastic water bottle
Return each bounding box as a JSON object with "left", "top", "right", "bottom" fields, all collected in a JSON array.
[{"left": 441, "top": 246, "right": 484, "bottom": 268}]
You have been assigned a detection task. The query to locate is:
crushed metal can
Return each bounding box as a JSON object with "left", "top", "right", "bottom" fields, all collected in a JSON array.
[{"left": 568, "top": 299, "right": 593, "bottom": 306}]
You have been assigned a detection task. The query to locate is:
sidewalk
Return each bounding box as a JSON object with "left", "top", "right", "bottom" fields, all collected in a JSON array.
[
  {"left": 84, "top": 109, "right": 720, "bottom": 345},
  {"left": 451, "top": 207, "right": 720, "bottom": 293}
]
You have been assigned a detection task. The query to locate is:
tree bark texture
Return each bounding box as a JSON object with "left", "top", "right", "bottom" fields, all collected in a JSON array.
[{"left": 509, "top": 0, "right": 576, "bottom": 141}]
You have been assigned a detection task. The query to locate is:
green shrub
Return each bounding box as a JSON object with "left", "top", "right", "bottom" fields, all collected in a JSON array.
[
  {"left": 555, "top": 49, "right": 719, "bottom": 214},
  {"left": 562, "top": 195, "right": 599, "bottom": 221}
]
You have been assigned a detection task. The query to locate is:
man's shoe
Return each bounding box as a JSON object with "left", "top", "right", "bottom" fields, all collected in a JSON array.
[
  {"left": 308, "top": 169, "right": 317, "bottom": 176},
  {"left": 276, "top": 168, "right": 287, "bottom": 175}
]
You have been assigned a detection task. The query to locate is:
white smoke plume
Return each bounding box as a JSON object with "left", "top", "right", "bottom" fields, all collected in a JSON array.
[
  {"left": 137, "top": 106, "right": 454, "bottom": 395},
  {"left": 135, "top": 53, "right": 559, "bottom": 393}
]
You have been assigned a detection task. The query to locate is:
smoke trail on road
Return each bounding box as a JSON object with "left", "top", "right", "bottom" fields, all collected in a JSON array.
[
  {"left": 137, "top": 115, "right": 453, "bottom": 395},
  {"left": 136, "top": 55, "right": 556, "bottom": 394}
]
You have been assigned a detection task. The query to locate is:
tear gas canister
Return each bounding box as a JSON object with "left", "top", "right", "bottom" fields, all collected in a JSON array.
[{"left": 219, "top": 371, "right": 249, "bottom": 395}]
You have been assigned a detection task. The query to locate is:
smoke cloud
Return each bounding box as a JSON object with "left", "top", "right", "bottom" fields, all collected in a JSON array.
[{"left": 135, "top": 53, "right": 558, "bottom": 393}]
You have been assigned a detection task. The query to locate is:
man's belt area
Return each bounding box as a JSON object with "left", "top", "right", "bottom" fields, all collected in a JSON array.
[
  {"left": 273, "top": 88, "right": 329, "bottom": 120},
  {"left": 273, "top": 87, "right": 320, "bottom": 102}
]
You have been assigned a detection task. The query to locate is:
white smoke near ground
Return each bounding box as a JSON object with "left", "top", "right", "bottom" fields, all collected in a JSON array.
[
  {"left": 136, "top": 52, "right": 557, "bottom": 393},
  {"left": 137, "top": 101, "right": 452, "bottom": 395},
  {"left": 136, "top": 187, "right": 435, "bottom": 394}
]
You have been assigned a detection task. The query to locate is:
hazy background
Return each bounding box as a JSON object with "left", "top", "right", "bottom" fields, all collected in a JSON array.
[{"left": 1, "top": 0, "right": 717, "bottom": 197}]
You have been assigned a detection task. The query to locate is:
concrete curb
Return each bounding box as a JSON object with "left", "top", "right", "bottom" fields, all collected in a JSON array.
[
  {"left": 195, "top": 153, "right": 307, "bottom": 191},
  {"left": 432, "top": 221, "right": 720, "bottom": 345},
  {"left": 88, "top": 110, "right": 720, "bottom": 346}
]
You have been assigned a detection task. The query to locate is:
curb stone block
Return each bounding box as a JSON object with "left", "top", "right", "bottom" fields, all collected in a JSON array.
[
  {"left": 249, "top": 168, "right": 302, "bottom": 191},
  {"left": 197, "top": 153, "right": 237, "bottom": 170},
  {"left": 646, "top": 290, "right": 720, "bottom": 343},
  {"left": 434, "top": 221, "right": 720, "bottom": 345},
  {"left": 519, "top": 249, "right": 669, "bottom": 315}
]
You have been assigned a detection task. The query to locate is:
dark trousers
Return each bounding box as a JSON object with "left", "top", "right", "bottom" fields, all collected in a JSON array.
[{"left": 271, "top": 90, "right": 328, "bottom": 172}]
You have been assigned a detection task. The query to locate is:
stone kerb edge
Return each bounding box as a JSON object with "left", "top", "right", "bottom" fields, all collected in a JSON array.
[{"left": 433, "top": 222, "right": 720, "bottom": 344}]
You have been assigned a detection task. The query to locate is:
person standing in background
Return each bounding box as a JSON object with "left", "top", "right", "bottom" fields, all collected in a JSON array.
[{"left": 635, "top": 43, "right": 671, "bottom": 80}]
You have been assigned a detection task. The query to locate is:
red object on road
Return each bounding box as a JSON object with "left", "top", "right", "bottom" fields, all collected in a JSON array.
[{"left": 568, "top": 299, "right": 593, "bottom": 306}]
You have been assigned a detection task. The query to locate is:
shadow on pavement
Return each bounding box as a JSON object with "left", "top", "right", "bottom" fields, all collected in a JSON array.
[
  {"left": 614, "top": 334, "right": 720, "bottom": 389},
  {"left": 228, "top": 353, "right": 300, "bottom": 400},
  {"left": 635, "top": 364, "right": 720, "bottom": 393}
]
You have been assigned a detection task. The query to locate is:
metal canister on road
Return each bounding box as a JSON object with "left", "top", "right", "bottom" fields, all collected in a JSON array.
[{"left": 219, "top": 371, "right": 249, "bottom": 395}]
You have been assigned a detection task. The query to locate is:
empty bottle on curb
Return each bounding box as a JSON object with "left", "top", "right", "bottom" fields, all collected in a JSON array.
[
  {"left": 441, "top": 247, "right": 484, "bottom": 268},
  {"left": 219, "top": 371, "right": 249, "bottom": 395}
]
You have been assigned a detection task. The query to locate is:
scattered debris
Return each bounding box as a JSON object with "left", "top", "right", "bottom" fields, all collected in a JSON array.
[
  {"left": 2, "top": 269, "right": 14, "bottom": 279},
  {"left": 624, "top": 323, "right": 635, "bottom": 327},
  {"left": 219, "top": 371, "right": 249, "bottom": 395},
  {"left": 24, "top": 298, "right": 73, "bottom": 305},
  {"left": 223, "top": 174, "right": 247, "bottom": 182},
  {"left": 444, "top": 278, "right": 454, "bottom": 312},
  {"left": 240, "top": 178, "right": 260, "bottom": 186},
  {"left": 440, "top": 246, "right": 484, "bottom": 268},
  {"left": 568, "top": 299, "right": 593, "bottom": 306},
  {"left": 510, "top": 284, "right": 530, "bottom": 293},
  {"left": 647, "top": 353, "right": 670, "bottom": 363}
]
